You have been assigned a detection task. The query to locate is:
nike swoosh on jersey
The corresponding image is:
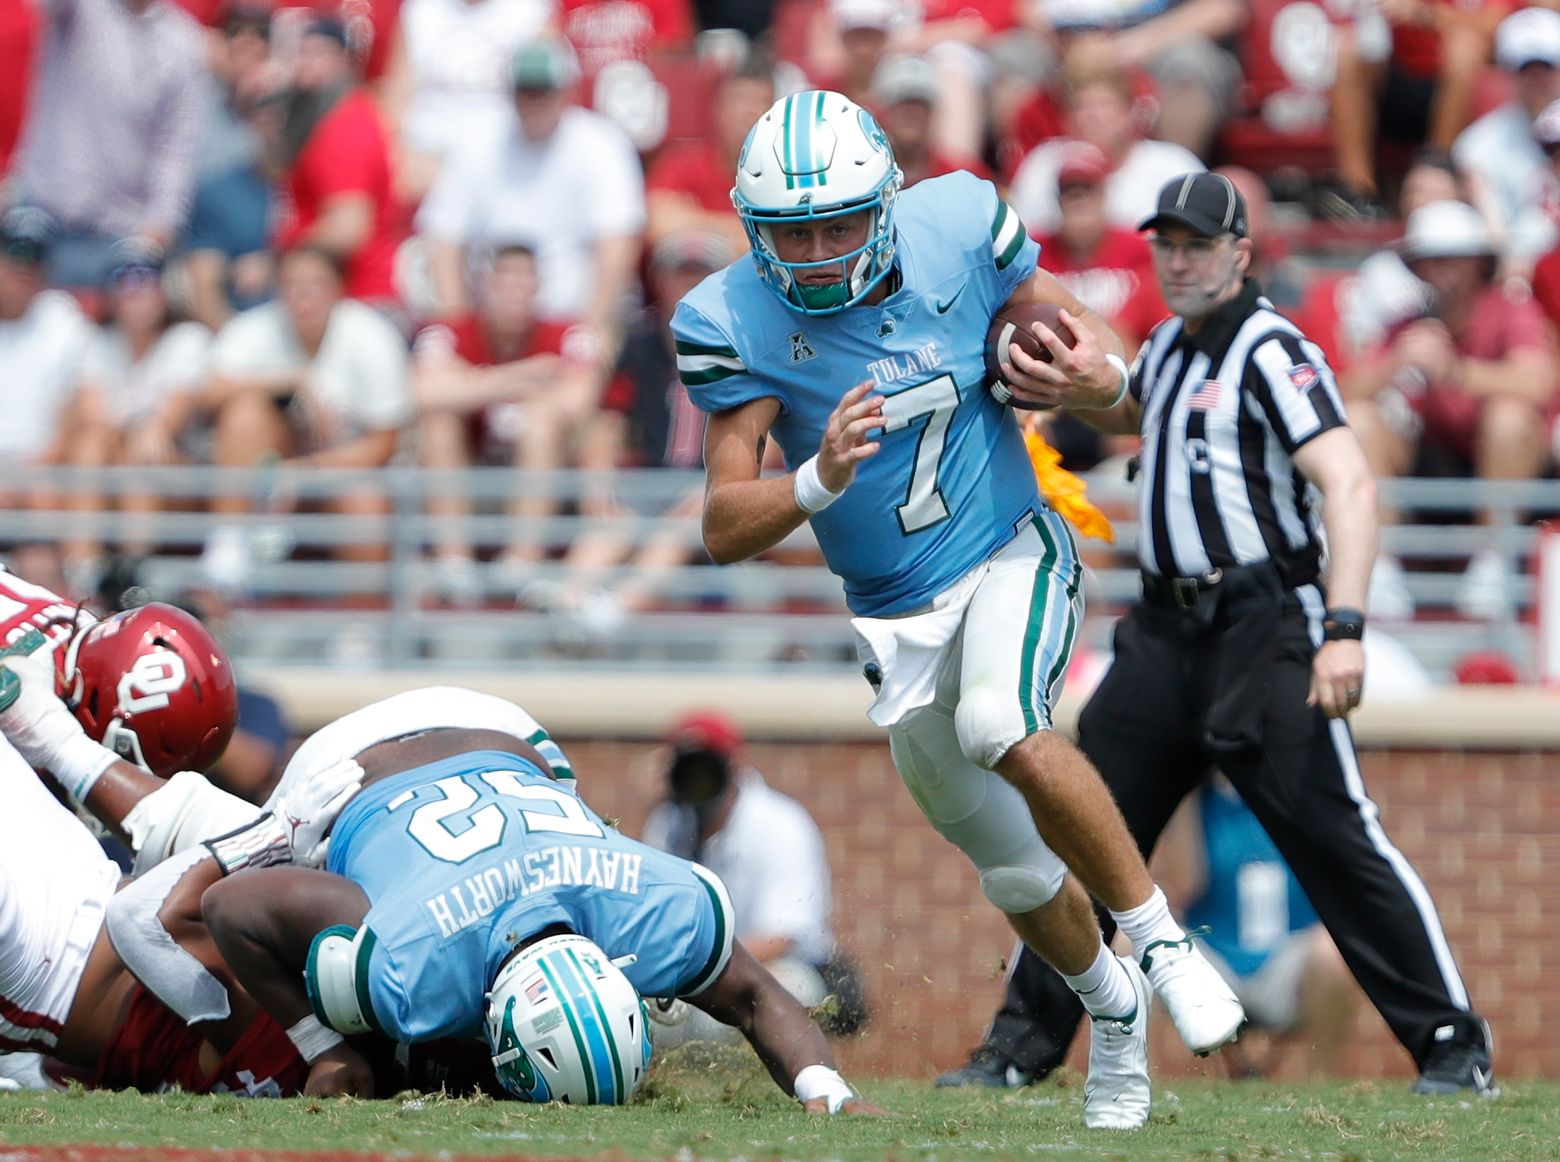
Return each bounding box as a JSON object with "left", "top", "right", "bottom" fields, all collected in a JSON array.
[{"left": 934, "top": 285, "right": 967, "bottom": 314}]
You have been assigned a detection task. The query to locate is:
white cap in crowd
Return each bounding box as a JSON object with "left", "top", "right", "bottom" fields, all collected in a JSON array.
[
  {"left": 1495, "top": 7, "right": 1560, "bottom": 72},
  {"left": 1399, "top": 200, "right": 1496, "bottom": 262},
  {"left": 831, "top": 0, "right": 901, "bottom": 32},
  {"left": 870, "top": 54, "right": 939, "bottom": 107}
]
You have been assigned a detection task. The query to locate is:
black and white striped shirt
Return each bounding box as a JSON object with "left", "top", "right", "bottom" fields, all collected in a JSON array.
[{"left": 1130, "top": 280, "right": 1348, "bottom": 581}]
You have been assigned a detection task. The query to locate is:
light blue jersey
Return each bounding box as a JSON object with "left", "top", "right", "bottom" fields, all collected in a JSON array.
[
  {"left": 324, "top": 750, "right": 735, "bottom": 1043},
  {"left": 673, "top": 171, "right": 1048, "bottom": 616}
]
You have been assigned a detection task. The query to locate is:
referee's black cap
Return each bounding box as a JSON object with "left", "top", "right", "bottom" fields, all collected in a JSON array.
[{"left": 1140, "top": 172, "right": 1249, "bottom": 239}]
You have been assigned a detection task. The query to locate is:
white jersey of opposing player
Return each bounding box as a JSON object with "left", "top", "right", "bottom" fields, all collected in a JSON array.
[
  {"left": 0, "top": 566, "right": 109, "bottom": 1072},
  {"left": 267, "top": 686, "right": 577, "bottom": 814},
  {"left": 0, "top": 739, "right": 120, "bottom": 1055}
]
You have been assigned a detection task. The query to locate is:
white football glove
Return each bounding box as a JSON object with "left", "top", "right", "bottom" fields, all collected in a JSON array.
[
  {"left": 0, "top": 652, "right": 117, "bottom": 802},
  {"left": 205, "top": 757, "right": 366, "bottom": 874},
  {"left": 275, "top": 756, "right": 366, "bottom": 868}
]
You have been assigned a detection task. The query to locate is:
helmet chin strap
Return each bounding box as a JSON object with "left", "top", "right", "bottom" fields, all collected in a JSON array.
[{"left": 102, "top": 719, "right": 148, "bottom": 770}]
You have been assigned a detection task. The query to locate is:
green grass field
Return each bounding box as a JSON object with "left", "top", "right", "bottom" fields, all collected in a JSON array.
[{"left": 0, "top": 1055, "right": 1550, "bottom": 1162}]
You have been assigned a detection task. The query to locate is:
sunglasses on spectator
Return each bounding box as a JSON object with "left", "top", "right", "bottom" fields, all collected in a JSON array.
[{"left": 1148, "top": 233, "right": 1233, "bottom": 260}]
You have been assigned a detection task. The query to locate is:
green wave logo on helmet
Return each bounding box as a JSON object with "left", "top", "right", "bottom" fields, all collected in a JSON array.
[
  {"left": 485, "top": 933, "right": 650, "bottom": 1105},
  {"left": 492, "top": 995, "right": 551, "bottom": 1102},
  {"left": 731, "top": 90, "right": 903, "bottom": 316}
]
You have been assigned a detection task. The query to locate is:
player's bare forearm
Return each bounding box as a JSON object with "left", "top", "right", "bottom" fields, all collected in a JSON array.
[
  {"left": 701, "top": 395, "right": 798, "bottom": 563},
  {"left": 703, "top": 473, "right": 811, "bottom": 563},
  {"left": 203, "top": 867, "right": 370, "bottom": 1029},
  {"left": 690, "top": 944, "right": 839, "bottom": 1094},
  {"left": 1068, "top": 391, "right": 1142, "bottom": 436},
  {"left": 81, "top": 758, "right": 166, "bottom": 843},
  {"left": 703, "top": 382, "right": 883, "bottom": 562}
]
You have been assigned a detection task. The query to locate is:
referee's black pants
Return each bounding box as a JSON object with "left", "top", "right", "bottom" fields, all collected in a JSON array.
[{"left": 982, "top": 590, "right": 1485, "bottom": 1074}]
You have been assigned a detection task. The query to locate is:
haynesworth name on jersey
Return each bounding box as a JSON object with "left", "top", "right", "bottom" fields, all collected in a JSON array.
[
  {"left": 324, "top": 751, "right": 734, "bottom": 1042},
  {"left": 423, "top": 845, "right": 645, "bottom": 939},
  {"left": 673, "top": 171, "right": 1047, "bottom": 617}
]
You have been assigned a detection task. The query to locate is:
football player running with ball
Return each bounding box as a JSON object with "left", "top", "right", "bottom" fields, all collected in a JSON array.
[{"left": 671, "top": 90, "right": 1244, "bottom": 1129}]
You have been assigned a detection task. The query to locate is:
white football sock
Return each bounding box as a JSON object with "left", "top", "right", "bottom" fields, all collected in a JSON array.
[
  {"left": 1062, "top": 942, "right": 1140, "bottom": 1020},
  {"left": 1110, "top": 887, "right": 1188, "bottom": 960}
]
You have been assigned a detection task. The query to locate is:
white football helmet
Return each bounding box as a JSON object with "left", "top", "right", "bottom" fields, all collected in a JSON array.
[
  {"left": 732, "top": 89, "right": 903, "bottom": 315},
  {"left": 486, "top": 933, "right": 651, "bottom": 1104}
]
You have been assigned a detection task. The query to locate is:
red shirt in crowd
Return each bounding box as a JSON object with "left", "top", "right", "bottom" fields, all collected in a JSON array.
[
  {"left": 919, "top": 0, "right": 1019, "bottom": 32},
  {"left": 413, "top": 314, "right": 576, "bottom": 452},
  {"left": 1527, "top": 244, "right": 1560, "bottom": 334},
  {"left": 646, "top": 139, "right": 733, "bottom": 213},
  {"left": 1036, "top": 226, "right": 1167, "bottom": 347},
  {"left": 1388, "top": 282, "right": 1552, "bottom": 459},
  {"left": 0, "top": 0, "right": 36, "bottom": 174},
  {"left": 274, "top": 89, "right": 400, "bottom": 303}
]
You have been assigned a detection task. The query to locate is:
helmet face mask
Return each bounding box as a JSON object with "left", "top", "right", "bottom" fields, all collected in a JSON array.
[
  {"left": 732, "top": 91, "right": 903, "bottom": 316},
  {"left": 485, "top": 933, "right": 651, "bottom": 1105},
  {"left": 58, "top": 603, "right": 239, "bottom": 777}
]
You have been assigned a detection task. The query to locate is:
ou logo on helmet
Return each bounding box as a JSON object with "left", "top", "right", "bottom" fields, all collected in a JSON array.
[{"left": 116, "top": 651, "right": 189, "bottom": 715}]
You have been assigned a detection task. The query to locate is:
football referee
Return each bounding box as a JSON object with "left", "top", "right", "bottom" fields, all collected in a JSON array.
[{"left": 949, "top": 172, "right": 1496, "bottom": 1096}]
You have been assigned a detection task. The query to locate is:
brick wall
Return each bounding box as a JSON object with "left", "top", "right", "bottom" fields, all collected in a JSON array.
[{"left": 564, "top": 739, "right": 1559, "bottom": 1083}]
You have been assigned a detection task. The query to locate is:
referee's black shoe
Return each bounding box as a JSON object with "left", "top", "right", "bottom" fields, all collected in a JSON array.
[
  {"left": 1411, "top": 1022, "right": 1500, "bottom": 1099},
  {"left": 934, "top": 1045, "right": 1042, "bottom": 1090}
]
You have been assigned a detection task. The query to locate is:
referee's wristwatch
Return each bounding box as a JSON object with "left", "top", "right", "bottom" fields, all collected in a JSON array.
[{"left": 1323, "top": 606, "right": 1366, "bottom": 642}]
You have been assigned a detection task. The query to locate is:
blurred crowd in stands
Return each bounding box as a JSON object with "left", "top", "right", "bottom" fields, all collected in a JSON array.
[{"left": 6, "top": 0, "right": 1560, "bottom": 654}]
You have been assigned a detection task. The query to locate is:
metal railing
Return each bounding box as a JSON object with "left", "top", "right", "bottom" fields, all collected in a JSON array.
[{"left": 0, "top": 466, "right": 1549, "bottom": 678}]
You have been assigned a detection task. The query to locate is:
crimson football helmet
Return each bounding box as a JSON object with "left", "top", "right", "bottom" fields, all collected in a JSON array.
[{"left": 56, "top": 603, "right": 239, "bottom": 777}]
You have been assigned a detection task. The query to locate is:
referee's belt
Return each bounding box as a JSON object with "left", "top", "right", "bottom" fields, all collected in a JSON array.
[
  {"left": 1139, "top": 559, "right": 1314, "bottom": 611},
  {"left": 1141, "top": 569, "right": 1226, "bottom": 609}
]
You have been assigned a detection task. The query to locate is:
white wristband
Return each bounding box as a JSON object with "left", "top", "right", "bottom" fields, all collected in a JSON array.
[
  {"left": 286, "top": 1013, "right": 345, "bottom": 1063},
  {"left": 1079, "top": 350, "right": 1129, "bottom": 411},
  {"left": 53, "top": 734, "right": 121, "bottom": 805},
  {"left": 794, "top": 1064, "right": 853, "bottom": 1113},
  {"left": 1088, "top": 353, "right": 1131, "bottom": 409},
  {"left": 793, "top": 455, "right": 846, "bottom": 515}
]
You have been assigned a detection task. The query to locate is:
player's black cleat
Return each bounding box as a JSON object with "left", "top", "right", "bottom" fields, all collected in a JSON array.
[
  {"left": 934, "top": 1045, "right": 1041, "bottom": 1090},
  {"left": 1411, "top": 1040, "right": 1500, "bottom": 1099}
]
